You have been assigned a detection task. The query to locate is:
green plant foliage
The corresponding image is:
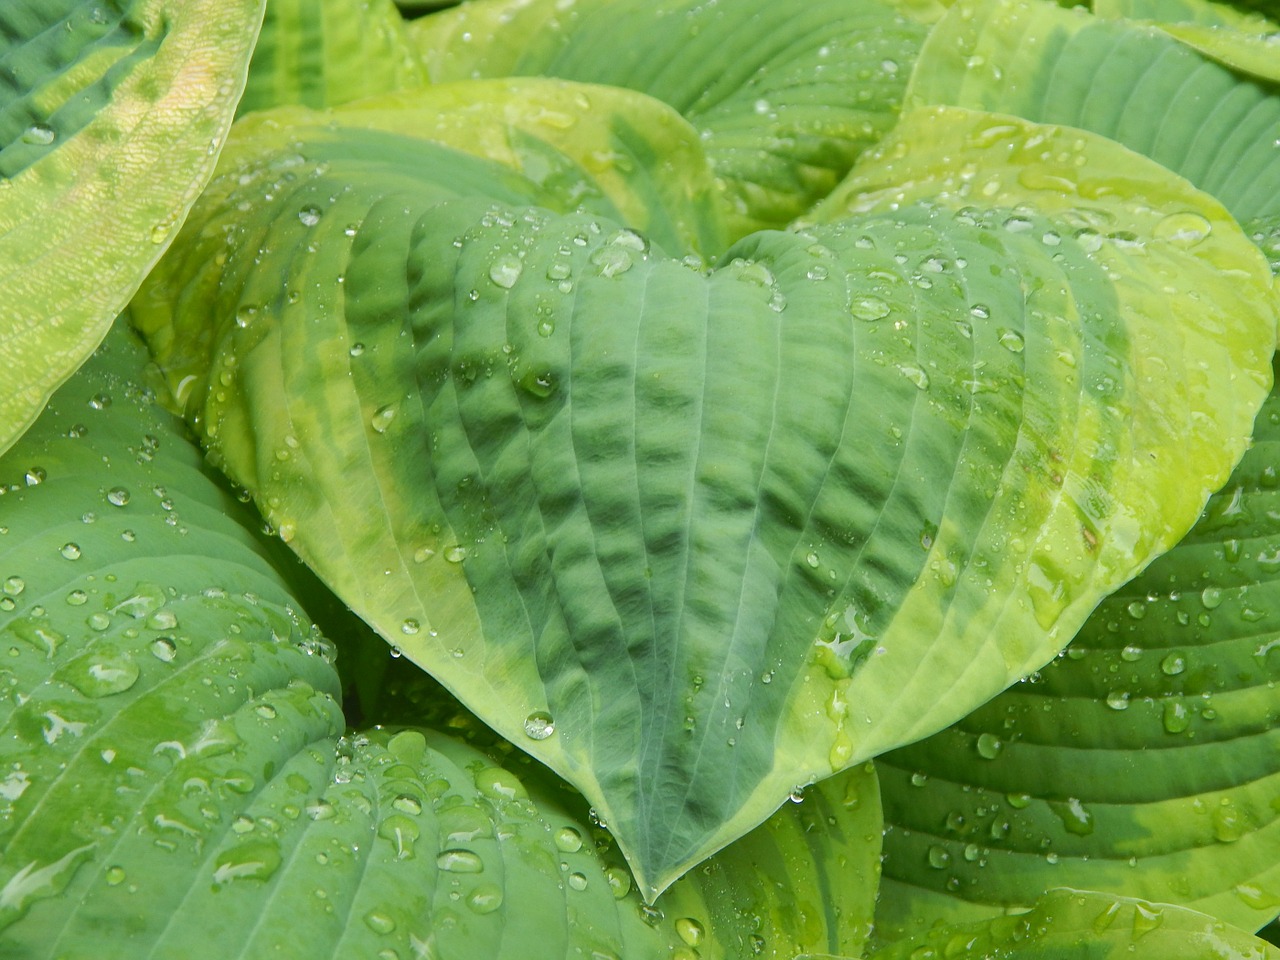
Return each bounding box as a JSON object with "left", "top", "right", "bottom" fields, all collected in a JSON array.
[
  {"left": 872, "top": 353, "right": 1280, "bottom": 941},
  {"left": 134, "top": 63, "right": 1275, "bottom": 898},
  {"left": 408, "top": 0, "right": 932, "bottom": 235},
  {"left": 0, "top": 326, "right": 882, "bottom": 958},
  {"left": 0, "top": 0, "right": 266, "bottom": 459},
  {"left": 239, "top": 0, "right": 428, "bottom": 115},
  {"left": 859, "top": 889, "right": 1280, "bottom": 959},
  {"left": 3, "top": 0, "right": 1280, "bottom": 953}
]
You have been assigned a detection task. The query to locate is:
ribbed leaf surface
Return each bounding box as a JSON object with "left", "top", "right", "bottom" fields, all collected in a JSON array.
[
  {"left": 136, "top": 91, "right": 1276, "bottom": 897},
  {"left": 0, "top": 325, "right": 882, "bottom": 960},
  {"left": 905, "top": 0, "right": 1280, "bottom": 227},
  {"left": 408, "top": 0, "right": 930, "bottom": 234},
  {"left": 0, "top": 0, "right": 265, "bottom": 458}
]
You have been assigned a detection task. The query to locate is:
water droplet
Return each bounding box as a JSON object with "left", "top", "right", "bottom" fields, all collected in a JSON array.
[
  {"left": 1201, "top": 587, "right": 1223, "bottom": 609},
  {"left": 106, "top": 487, "right": 130, "bottom": 507},
  {"left": 975, "top": 733, "right": 1002, "bottom": 759},
  {"left": 105, "top": 866, "right": 126, "bottom": 886},
  {"left": 1126, "top": 600, "right": 1146, "bottom": 620},
  {"left": 927, "top": 845, "right": 951, "bottom": 869},
  {"left": 401, "top": 618, "right": 420, "bottom": 636},
  {"left": 65, "top": 652, "right": 140, "bottom": 697},
  {"left": 436, "top": 849, "right": 484, "bottom": 873},
  {"left": 898, "top": 364, "right": 930, "bottom": 390},
  {"left": 567, "top": 871, "right": 588, "bottom": 891},
  {"left": 255, "top": 704, "right": 278, "bottom": 720},
  {"left": 605, "top": 865, "right": 631, "bottom": 899},
  {"left": 850, "top": 296, "right": 891, "bottom": 321},
  {"left": 3, "top": 576, "right": 24, "bottom": 596},
  {"left": 675, "top": 918, "right": 705, "bottom": 947},
  {"left": 151, "top": 637, "right": 178, "bottom": 662},
  {"left": 88, "top": 393, "right": 112, "bottom": 411},
  {"left": 523, "top": 711, "right": 555, "bottom": 740},
  {"left": 305, "top": 800, "right": 336, "bottom": 821},
  {"left": 467, "top": 883, "right": 504, "bottom": 914},
  {"left": 1162, "top": 700, "right": 1190, "bottom": 734},
  {"left": 997, "top": 329, "right": 1025, "bottom": 353},
  {"left": 1050, "top": 797, "right": 1094, "bottom": 836},
  {"left": 298, "top": 205, "right": 322, "bottom": 227},
  {"left": 59, "top": 543, "right": 81, "bottom": 561},
  {"left": 1105, "top": 690, "right": 1130, "bottom": 711},
  {"left": 444, "top": 545, "right": 468, "bottom": 563},
  {"left": 1153, "top": 212, "right": 1212, "bottom": 247},
  {"left": 24, "top": 467, "right": 46, "bottom": 486},
  {"left": 23, "top": 123, "right": 55, "bottom": 145},
  {"left": 474, "top": 767, "right": 527, "bottom": 802},
  {"left": 364, "top": 911, "right": 396, "bottom": 935},
  {"left": 349, "top": 342, "right": 365, "bottom": 358},
  {"left": 391, "top": 794, "right": 422, "bottom": 816},
  {"left": 370, "top": 405, "right": 397, "bottom": 434},
  {"left": 489, "top": 254, "right": 523, "bottom": 289},
  {"left": 413, "top": 546, "right": 434, "bottom": 564}
]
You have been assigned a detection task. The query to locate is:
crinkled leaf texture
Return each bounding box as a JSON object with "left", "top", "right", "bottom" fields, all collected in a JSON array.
[
  {"left": 0, "top": 324, "right": 882, "bottom": 960},
  {"left": 873, "top": 353, "right": 1280, "bottom": 941},
  {"left": 408, "top": 0, "right": 931, "bottom": 235},
  {"left": 239, "top": 0, "right": 427, "bottom": 115},
  {"left": 0, "top": 0, "right": 265, "bottom": 459},
  {"left": 856, "top": 889, "right": 1280, "bottom": 959},
  {"left": 135, "top": 88, "right": 1276, "bottom": 897}
]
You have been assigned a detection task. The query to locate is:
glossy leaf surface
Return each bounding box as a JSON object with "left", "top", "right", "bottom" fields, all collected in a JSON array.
[
  {"left": 868, "top": 351, "right": 1280, "bottom": 940},
  {"left": 0, "top": 325, "right": 881, "bottom": 959},
  {"left": 0, "top": 0, "right": 265, "bottom": 458},
  {"left": 408, "top": 0, "right": 930, "bottom": 235},
  {"left": 136, "top": 89, "right": 1276, "bottom": 897},
  {"left": 862, "top": 889, "right": 1280, "bottom": 959}
]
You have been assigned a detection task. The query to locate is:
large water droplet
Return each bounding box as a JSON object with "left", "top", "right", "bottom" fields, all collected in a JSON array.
[
  {"left": 436, "top": 849, "right": 484, "bottom": 873},
  {"left": 467, "top": 883, "right": 504, "bottom": 915},
  {"left": 1152, "top": 211, "right": 1212, "bottom": 247},
  {"left": 297, "top": 205, "right": 322, "bottom": 227},
  {"left": 489, "top": 254, "right": 523, "bottom": 289},
  {"left": 65, "top": 652, "right": 140, "bottom": 698},
  {"left": 523, "top": 711, "right": 555, "bottom": 740},
  {"left": 850, "top": 296, "right": 891, "bottom": 321}
]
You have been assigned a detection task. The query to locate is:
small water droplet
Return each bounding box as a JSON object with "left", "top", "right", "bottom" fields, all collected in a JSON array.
[
  {"left": 975, "top": 733, "right": 1002, "bottom": 759},
  {"left": 927, "top": 845, "right": 951, "bottom": 869},
  {"left": 392, "top": 795, "right": 422, "bottom": 816},
  {"left": 997, "top": 329, "right": 1025, "bottom": 353},
  {"left": 401, "top": 618, "right": 420, "bottom": 636},
  {"left": 567, "top": 871, "right": 588, "bottom": 891},
  {"left": 675, "top": 918, "right": 705, "bottom": 947},
  {"left": 151, "top": 637, "right": 178, "bottom": 662},
  {"left": 1162, "top": 700, "right": 1190, "bottom": 734},
  {"left": 1105, "top": 690, "right": 1130, "bottom": 711},
  {"left": 298, "top": 205, "right": 322, "bottom": 227},
  {"left": 436, "top": 849, "right": 484, "bottom": 873},
  {"left": 444, "top": 545, "right": 468, "bottom": 563},
  {"left": 554, "top": 827, "right": 582, "bottom": 853},
  {"left": 3, "top": 576, "right": 24, "bottom": 596},
  {"left": 364, "top": 911, "right": 396, "bottom": 935},
  {"left": 850, "top": 296, "right": 891, "bottom": 321},
  {"left": 605, "top": 865, "right": 631, "bottom": 899},
  {"left": 106, "top": 487, "right": 130, "bottom": 507},
  {"left": 23, "top": 123, "right": 55, "bottom": 145},
  {"left": 523, "top": 711, "right": 555, "bottom": 740},
  {"left": 467, "top": 883, "right": 504, "bottom": 914},
  {"left": 255, "top": 703, "right": 278, "bottom": 720},
  {"left": 105, "top": 866, "right": 126, "bottom": 886}
]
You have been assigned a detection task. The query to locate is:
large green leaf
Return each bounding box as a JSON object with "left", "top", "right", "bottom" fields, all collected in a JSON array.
[
  {"left": 0, "top": 0, "right": 265, "bottom": 459},
  {"left": 135, "top": 89, "right": 1276, "bottom": 898},
  {"left": 0, "top": 323, "right": 882, "bottom": 959},
  {"left": 239, "top": 0, "right": 427, "bottom": 115},
  {"left": 1095, "top": 0, "right": 1280, "bottom": 84},
  {"left": 860, "top": 350, "right": 1280, "bottom": 941},
  {"left": 859, "top": 889, "right": 1280, "bottom": 959},
  {"left": 407, "top": 0, "right": 931, "bottom": 235},
  {"left": 904, "top": 0, "right": 1280, "bottom": 229}
]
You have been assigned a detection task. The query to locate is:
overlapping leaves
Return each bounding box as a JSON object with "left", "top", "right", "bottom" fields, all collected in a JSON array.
[
  {"left": 0, "top": 326, "right": 881, "bottom": 959},
  {"left": 134, "top": 55, "right": 1277, "bottom": 898}
]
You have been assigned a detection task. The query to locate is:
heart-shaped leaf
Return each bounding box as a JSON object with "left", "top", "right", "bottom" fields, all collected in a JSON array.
[
  {"left": 0, "top": 323, "right": 883, "bottom": 959},
  {"left": 0, "top": 0, "right": 265, "bottom": 458},
  {"left": 135, "top": 91, "right": 1276, "bottom": 897}
]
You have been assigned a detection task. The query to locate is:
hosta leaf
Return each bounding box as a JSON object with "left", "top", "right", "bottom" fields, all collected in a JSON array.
[
  {"left": 239, "top": 0, "right": 427, "bottom": 115},
  {"left": 861, "top": 351, "right": 1280, "bottom": 942},
  {"left": 1095, "top": 0, "right": 1280, "bottom": 84},
  {"left": 408, "top": 0, "right": 930, "bottom": 234},
  {"left": 137, "top": 92, "right": 1275, "bottom": 897},
  {"left": 0, "top": 0, "right": 265, "bottom": 459},
  {"left": 905, "top": 0, "right": 1280, "bottom": 228},
  {"left": 860, "top": 890, "right": 1280, "bottom": 959},
  {"left": 0, "top": 325, "right": 882, "bottom": 959}
]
